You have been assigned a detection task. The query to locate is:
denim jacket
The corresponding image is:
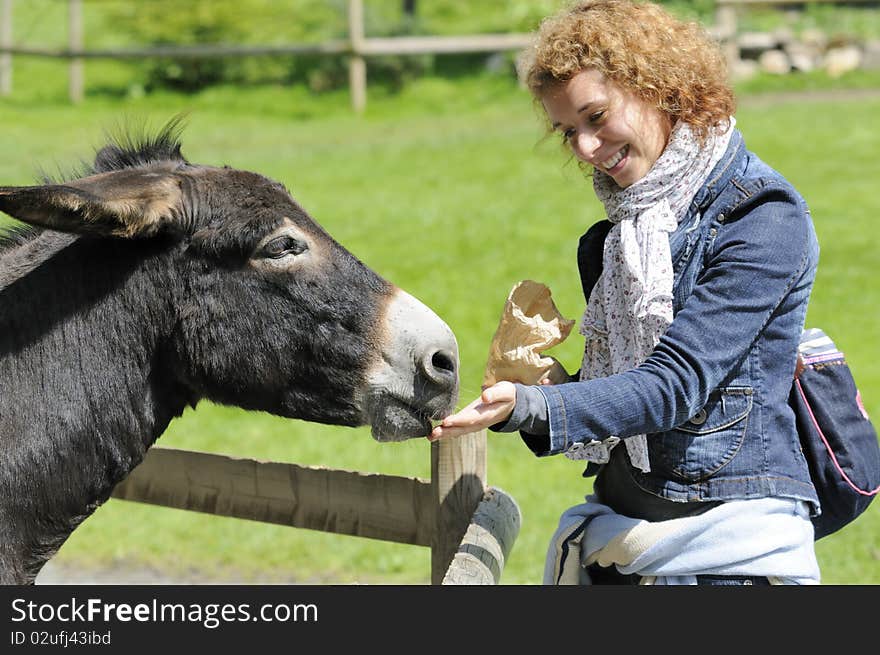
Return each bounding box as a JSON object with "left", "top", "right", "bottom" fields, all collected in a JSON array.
[{"left": 536, "top": 129, "right": 821, "bottom": 510}]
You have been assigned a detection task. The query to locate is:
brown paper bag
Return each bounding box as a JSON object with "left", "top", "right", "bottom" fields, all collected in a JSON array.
[{"left": 482, "top": 280, "right": 574, "bottom": 388}]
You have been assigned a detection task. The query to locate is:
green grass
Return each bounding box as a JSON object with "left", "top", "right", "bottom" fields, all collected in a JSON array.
[{"left": 2, "top": 63, "right": 879, "bottom": 584}]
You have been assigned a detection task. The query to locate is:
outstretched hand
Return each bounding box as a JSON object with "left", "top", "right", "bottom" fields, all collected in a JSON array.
[
  {"left": 428, "top": 381, "right": 518, "bottom": 441},
  {"left": 428, "top": 376, "right": 555, "bottom": 441}
]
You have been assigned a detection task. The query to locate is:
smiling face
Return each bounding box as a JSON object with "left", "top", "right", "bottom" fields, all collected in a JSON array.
[{"left": 541, "top": 68, "right": 673, "bottom": 188}]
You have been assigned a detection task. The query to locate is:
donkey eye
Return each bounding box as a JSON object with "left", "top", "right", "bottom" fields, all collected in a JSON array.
[{"left": 261, "top": 236, "right": 308, "bottom": 259}]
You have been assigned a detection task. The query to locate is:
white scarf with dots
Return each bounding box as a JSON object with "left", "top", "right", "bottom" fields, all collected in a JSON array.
[{"left": 568, "top": 118, "right": 736, "bottom": 472}]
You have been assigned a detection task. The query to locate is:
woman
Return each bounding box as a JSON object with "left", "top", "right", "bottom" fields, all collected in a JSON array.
[{"left": 429, "top": 0, "right": 821, "bottom": 584}]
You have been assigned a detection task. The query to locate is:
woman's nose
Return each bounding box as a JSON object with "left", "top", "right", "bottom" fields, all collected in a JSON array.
[{"left": 572, "top": 130, "right": 600, "bottom": 163}]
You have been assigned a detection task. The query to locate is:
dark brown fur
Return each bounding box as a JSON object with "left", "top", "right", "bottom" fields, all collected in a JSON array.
[{"left": 0, "top": 120, "right": 457, "bottom": 583}]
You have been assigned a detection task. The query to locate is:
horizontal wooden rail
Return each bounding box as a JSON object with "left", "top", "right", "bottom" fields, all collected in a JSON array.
[
  {"left": 358, "top": 33, "right": 533, "bottom": 56},
  {"left": 0, "top": 41, "right": 352, "bottom": 59},
  {"left": 111, "top": 447, "right": 435, "bottom": 547},
  {"left": 0, "top": 34, "right": 533, "bottom": 60}
]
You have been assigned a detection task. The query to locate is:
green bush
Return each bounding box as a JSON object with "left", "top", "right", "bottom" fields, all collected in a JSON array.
[
  {"left": 96, "top": 0, "right": 572, "bottom": 94},
  {"left": 99, "top": 0, "right": 439, "bottom": 93},
  {"left": 101, "top": 0, "right": 347, "bottom": 92}
]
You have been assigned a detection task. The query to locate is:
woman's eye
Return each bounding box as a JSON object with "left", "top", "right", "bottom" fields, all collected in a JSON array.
[
  {"left": 589, "top": 111, "right": 605, "bottom": 123},
  {"left": 562, "top": 128, "right": 575, "bottom": 142},
  {"left": 262, "top": 236, "right": 307, "bottom": 259}
]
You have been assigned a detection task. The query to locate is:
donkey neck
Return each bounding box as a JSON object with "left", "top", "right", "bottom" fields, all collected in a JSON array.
[{"left": 0, "top": 232, "right": 190, "bottom": 582}]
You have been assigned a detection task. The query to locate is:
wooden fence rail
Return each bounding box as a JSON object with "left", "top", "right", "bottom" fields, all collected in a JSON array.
[
  {"left": 0, "top": 0, "right": 534, "bottom": 110},
  {"left": 110, "top": 433, "right": 522, "bottom": 585},
  {"left": 110, "top": 447, "right": 437, "bottom": 547}
]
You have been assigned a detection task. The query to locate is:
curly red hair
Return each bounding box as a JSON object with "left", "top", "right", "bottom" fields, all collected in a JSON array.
[{"left": 520, "top": 0, "right": 736, "bottom": 140}]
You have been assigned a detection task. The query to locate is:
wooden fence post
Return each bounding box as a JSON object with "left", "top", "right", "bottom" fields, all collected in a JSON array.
[
  {"left": 68, "top": 0, "right": 83, "bottom": 103},
  {"left": 347, "top": 0, "right": 366, "bottom": 113},
  {"left": 0, "top": 0, "right": 11, "bottom": 96},
  {"left": 430, "top": 429, "right": 487, "bottom": 584},
  {"left": 441, "top": 487, "right": 522, "bottom": 585}
]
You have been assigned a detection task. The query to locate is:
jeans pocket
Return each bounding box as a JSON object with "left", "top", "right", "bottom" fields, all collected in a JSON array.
[{"left": 652, "top": 387, "right": 753, "bottom": 482}]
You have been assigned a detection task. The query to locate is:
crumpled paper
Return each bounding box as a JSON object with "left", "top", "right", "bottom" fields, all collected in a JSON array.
[{"left": 483, "top": 280, "right": 574, "bottom": 387}]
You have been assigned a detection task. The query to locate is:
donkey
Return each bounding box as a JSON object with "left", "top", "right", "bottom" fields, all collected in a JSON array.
[{"left": 0, "top": 120, "right": 459, "bottom": 584}]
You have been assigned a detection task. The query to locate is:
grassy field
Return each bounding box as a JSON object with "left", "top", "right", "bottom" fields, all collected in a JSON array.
[{"left": 2, "top": 49, "right": 879, "bottom": 583}]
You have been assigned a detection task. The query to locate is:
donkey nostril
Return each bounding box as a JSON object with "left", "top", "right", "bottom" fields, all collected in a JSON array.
[{"left": 430, "top": 349, "right": 457, "bottom": 377}]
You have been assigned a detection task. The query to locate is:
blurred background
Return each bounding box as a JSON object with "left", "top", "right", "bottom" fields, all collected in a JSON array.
[{"left": 1, "top": 0, "right": 877, "bottom": 584}]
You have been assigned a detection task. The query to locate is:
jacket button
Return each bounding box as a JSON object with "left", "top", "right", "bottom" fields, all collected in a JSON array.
[
  {"left": 718, "top": 213, "right": 726, "bottom": 223},
  {"left": 690, "top": 408, "right": 708, "bottom": 425}
]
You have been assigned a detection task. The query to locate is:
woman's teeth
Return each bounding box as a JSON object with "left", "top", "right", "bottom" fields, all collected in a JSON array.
[{"left": 601, "top": 145, "right": 629, "bottom": 170}]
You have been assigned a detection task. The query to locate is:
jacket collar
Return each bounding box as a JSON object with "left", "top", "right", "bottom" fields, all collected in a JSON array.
[
  {"left": 690, "top": 127, "right": 746, "bottom": 212},
  {"left": 668, "top": 129, "right": 746, "bottom": 266}
]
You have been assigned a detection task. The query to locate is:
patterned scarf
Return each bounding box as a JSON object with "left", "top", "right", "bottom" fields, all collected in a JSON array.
[{"left": 567, "top": 118, "right": 736, "bottom": 472}]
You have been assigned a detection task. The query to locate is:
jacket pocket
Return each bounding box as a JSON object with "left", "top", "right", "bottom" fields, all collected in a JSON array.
[{"left": 651, "top": 387, "right": 753, "bottom": 482}]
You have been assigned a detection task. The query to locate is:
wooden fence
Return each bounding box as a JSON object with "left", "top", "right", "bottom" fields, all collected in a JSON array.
[
  {"left": 0, "top": 0, "right": 534, "bottom": 110},
  {"left": 110, "top": 432, "right": 522, "bottom": 585}
]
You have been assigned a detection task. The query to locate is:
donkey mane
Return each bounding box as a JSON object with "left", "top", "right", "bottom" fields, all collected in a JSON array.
[
  {"left": 40, "top": 115, "right": 190, "bottom": 186},
  {"left": 90, "top": 117, "right": 189, "bottom": 175}
]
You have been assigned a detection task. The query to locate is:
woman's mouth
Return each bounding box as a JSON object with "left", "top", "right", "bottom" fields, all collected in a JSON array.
[{"left": 600, "top": 144, "right": 629, "bottom": 173}]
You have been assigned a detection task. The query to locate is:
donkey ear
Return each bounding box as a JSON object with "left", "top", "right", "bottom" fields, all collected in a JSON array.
[{"left": 0, "top": 167, "right": 184, "bottom": 238}]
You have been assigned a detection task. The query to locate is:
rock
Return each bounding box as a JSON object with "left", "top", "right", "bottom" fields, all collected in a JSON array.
[
  {"left": 730, "top": 58, "right": 759, "bottom": 81},
  {"left": 772, "top": 27, "right": 795, "bottom": 47},
  {"left": 739, "top": 31, "right": 779, "bottom": 60},
  {"left": 800, "top": 28, "right": 828, "bottom": 52},
  {"left": 759, "top": 49, "right": 791, "bottom": 75},
  {"left": 785, "top": 42, "right": 819, "bottom": 73},
  {"left": 789, "top": 52, "right": 816, "bottom": 73},
  {"left": 823, "top": 46, "right": 863, "bottom": 78}
]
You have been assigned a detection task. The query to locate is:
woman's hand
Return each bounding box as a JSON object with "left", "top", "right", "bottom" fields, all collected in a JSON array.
[{"left": 428, "top": 381, "right": 517, "bottom": 441}]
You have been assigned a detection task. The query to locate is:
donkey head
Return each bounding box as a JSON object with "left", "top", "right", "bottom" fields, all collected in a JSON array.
[{"left": 0, "top": 121, "right": 459, "bottom": 440}]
